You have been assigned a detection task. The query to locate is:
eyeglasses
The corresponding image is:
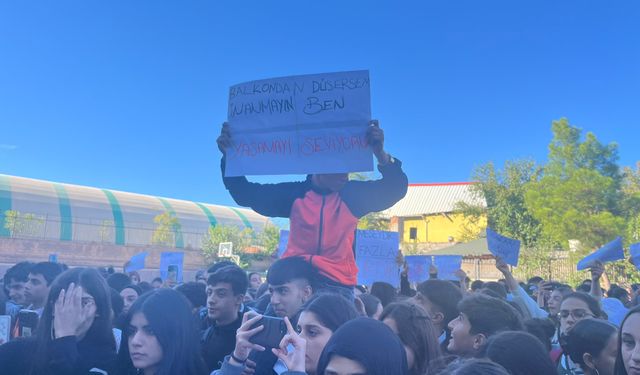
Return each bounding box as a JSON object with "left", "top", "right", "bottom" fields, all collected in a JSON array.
[{"left": 559, "top": 309, "right": 594, "bottom": 320}]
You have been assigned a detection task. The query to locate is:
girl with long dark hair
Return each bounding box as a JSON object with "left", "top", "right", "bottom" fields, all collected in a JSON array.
[
  {"left": 614, "top": 305, "right": 640, "bottom": 375},
  {"left": 116, "top": 288, "right": 207, "bottom": 375}
]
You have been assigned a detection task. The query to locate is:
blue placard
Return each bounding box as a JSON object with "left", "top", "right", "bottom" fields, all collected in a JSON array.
[
  {"left": 277, "top": 230, "right": 289, "bottom": 258},
  {"left": 125, "top": 252, "right": 148, "bottom": 272},
  {"left": 48, "top": 253, "right": 58, "bottom": 263},
  {"left": 433, "top": 255, "right": 463, "bottom": 281},
  {"left": 631, "top": 242, "right": 640, "bottom": 270},
  {"left": 404, "top": 255, "right": 431, "bottom": 284},
  {"left": 355, "top": 230, "right": 400, "bottom": 287},
  {"left": 486, "top": 228, "right": 521, "bottom": 266},
  {"left": 160, "top": 252, "right": 184, "bottom": 283},
  {"left": 577, "top": 237, "right": 625, "bottom": 271}
]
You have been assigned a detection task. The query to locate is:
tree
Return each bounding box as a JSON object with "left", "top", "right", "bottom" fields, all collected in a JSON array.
[
  {"left": 349, "top": 172, "right": 391, "bottom": 231},
  {"left": 3, "top": 210, "right": 45, "bottom": 237},
  {"left": 525, "top": 119, "right": 624, "bottom": 251},
  {"left": 258, "top": 224, "right": 282, "bottom": 255},
  {"left": 151, "top": 211, "right": 179, "bottom": 246}
]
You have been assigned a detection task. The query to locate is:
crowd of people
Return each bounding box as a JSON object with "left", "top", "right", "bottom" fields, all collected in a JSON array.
[{"left": 1, "top": 255, "right": 640, "bottom": 375}]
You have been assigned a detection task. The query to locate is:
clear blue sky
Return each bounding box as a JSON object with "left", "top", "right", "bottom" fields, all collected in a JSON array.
[{"left": 1, "top": 1, "right": 639, "bottom": 207}]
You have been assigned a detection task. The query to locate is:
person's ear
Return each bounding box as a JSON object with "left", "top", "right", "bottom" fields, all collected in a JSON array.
[
  {"left": 583, "top": 352, "right": 596, "bottom": 372},
  {"left": 472, "top": 333, "right": 487, "bottom": 351},
  {"left": 431, "top": 311, "right": 445, "bottom": 326},
  {"left": 235, "top": 293, "right": 244, "bottom": 305},
  {"left": 302, "top": 284, "right": 313, "bottom": 302}
]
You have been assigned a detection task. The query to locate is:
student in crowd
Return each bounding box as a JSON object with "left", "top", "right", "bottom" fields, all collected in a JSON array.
[
  {"left": 218, "top": 293, "right": 359, "bottom": 375},
  {"left": 447, "top": 294, "right": 523, "bottom": 357},
  {"left": 201, "top": 265, "right": 249, "bottom": 373},
  {"left": 495, "top": 257, "right": 548, "bottom": 320},
  {"left": 442, "top": 359, "right": 511, "bottom": 375},
  {"left": 523, "top": 318, "right": 556, "bottom": 352},
  {"left": 127, "top": 271, "right": 141, "bottom": 285},
  {"left": 414, "top": 279, "right": 463, "bottom": 349},
  {"left": 137, "top": 281, "right": 153, "bottom": 294},
  {"left": 151, "top": 277, "right": 163, "bottom": 289},
  {"left": 0, "top": 267, "right": 117, "bottom": 374},
  {"left": 218, "top": 120, "right": 408, "bottom": 298},
  {"left": 380, "top": 301, "right": 442, "bottom": 375},
  {"left": 357, "top": 293, "right": 383, "bottom": 319},
  {"left": 175, "top": 281, "right": 207, "bottom": 314},
  {"left": 117, "top": 288, "right": 208, "bottom": 375},
  {"left": 558, "top": 292, "right": 607, "bottom": 375},
  {"left": 107, "top": 273, "right": 132, "bottom": 293},
  {"left": 370, "top": 281, "right": 397, "bottom": 307},
  {"left": 24, "top": 261, "right": 64, "bottom": 317},
  {"left": 470, "top": 280, "right": 485, "bottom": 293},
  {"left": 273, "top": 317, "right": 408, "bottom": 375},
  {"left": 3, "top": 261, "right": 33, "bottom": 318},
  {"left": 120, "top": 284, "right": 142, "bottom": 315},
  {"left": 482, "top": 331, "right": 557, "bottom": 375},
  {"left": 614, "top": 305, "right": 640, "bottom": 375},
  {"left": 246, "top": 256, "right": 317, "bottom": 375},
  {"left": 564, "top": 319, "right": 618, "bottom": 375}
]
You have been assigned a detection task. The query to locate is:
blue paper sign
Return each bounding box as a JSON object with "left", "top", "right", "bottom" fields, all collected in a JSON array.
[
  {"left": 48, "top": 253, "right": 58, "bottom": 263},
  {"left": 160, "top": 252, "right": 184, "bottom": 283},
  {"left": 225, "top": 70, "right": 373, "bottom": 176},
  {"left": 577, "top": 237, "right": 625, "bottom": 271},
  {"left": 277, "top": 230, "right": 289, "bottom": 258},
  {"left": 125, "top": 252, "right": 148, "bottom": 272},
  {"left": 355, "top": 230, "right": 400, "bottom": 287},
  {"left": 405, "top": 255, "right": 431, "bottom": 284},
  {"left": 631, "top": 242, "right": 640, "bottom": 270},
  {"left": 486, "top": 228, "right": 521, "bottom": 266},
  {"left": 433, "top": 255, "right": 463, "bottom": 281}
]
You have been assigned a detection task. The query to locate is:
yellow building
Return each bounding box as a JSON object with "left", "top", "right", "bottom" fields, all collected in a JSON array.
[{"left": 384, "top": 183, "right": 487, "bottom": 251}]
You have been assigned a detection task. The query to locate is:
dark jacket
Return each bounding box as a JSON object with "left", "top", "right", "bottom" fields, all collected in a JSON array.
[
  {"left": 0, "top": 335, "right": 116, "bottom": 375},
  {"left": 201, "top": 313, "right": 244, "bottom": 372},
  {"left": 222, "top": 157, "right": 408, "bottom": 285}
]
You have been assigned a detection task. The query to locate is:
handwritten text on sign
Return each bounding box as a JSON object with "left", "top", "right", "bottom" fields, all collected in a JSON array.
[
  {"left": 356, "top": 230, "right": 400, "bottom": 287},
  {"left": 225, "top": 70, "right": 373, "bottom": 176}
]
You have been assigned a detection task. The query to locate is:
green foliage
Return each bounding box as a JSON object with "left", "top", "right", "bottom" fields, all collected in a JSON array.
[
  {"left": 151, "top": 211, "right": 180, "bottom": 246},
  {"left": 201, "top": 224, "right": 281, "bottom": 268},
  {"left": 357, "top": 211, "right": 390, "bottom": 231},
  {"left": 3, "top": 210, "right": 45, "bottom": 237}
]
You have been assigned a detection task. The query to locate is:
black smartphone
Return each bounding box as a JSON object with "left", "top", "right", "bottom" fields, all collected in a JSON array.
[
  {"left": 17, "top": 309, "right": 39, "bottom": 337},
  {"left": 249, "top": 315, "right": 287, "bottom": 348}
]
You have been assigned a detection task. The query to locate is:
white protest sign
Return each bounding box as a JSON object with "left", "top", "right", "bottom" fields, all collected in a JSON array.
[
  {"left": 225, "top": 70, "right": 373, "bottom": 176},
  {"left": 218, "top": 242, "right": 233, "bottom": 258},
  {"left": 356, "top": 230, "right": 400, "bottom": 287}
]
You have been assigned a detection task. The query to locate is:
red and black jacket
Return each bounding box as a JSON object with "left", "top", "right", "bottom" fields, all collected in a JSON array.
[{"left": 221, "top": 158, "right": 408, "bottom": 286}]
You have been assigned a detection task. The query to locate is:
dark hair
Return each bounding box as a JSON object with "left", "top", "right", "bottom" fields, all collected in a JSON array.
[
  {"left": 576, "top": 284, "right": 591, "bottom": 293},
  {"left": 207, "top": 260, "right": 236, "bottom": 274},
  {"left": 523, "top": 318, "right": 556, "bottom": 352},
  {"left": 121, "top": 284, "right": 142, "bottom": 296},
  {"left": 110, "top": 287, "right": 124, "bottom": 317},
  {"left": 175, "top": 282, "right": 207, "bottom": 309},
  {"left": 380, "top": 301, "right": 442, "bottom": 375},
  {"left": 117, "top": 289, "right": 207, "bottom": 375},
  {"left": 528, "top": 276, "right": 544, "bottom": 285},
  {"left": 561, "top": 292, "right": 605, "bottom": 318},
  {"left": 152, "top": 277, "right": 163, "bottom": 284},
  {"left": 444, "top": 359, "right": 510, "bottom": 375},
  {"left": 266, "top": 256, "right": 315, "bottom": 286},
  {"left": 458, "top": 294, "right": 523, "bottom": 337},
  {"left": 316, "top": 317, "right": 408, "bottom": 375},
  {"left": 417, "top": 279, "right": 463, "bottom": 326},
  {"left": 470, "top": 280, "right": 485, "bottom": 291},
  {"left": 370, "top": 282, "right": 397, "bottom": 307},
  {"left": 565, "top": 319, "right": 617, "bottom": 369},
  {"left": 483, "top": 331, "right": 557, "bottom": 375},
  {"left": 482, "top": 282, "right": 507, "bottom": 300},
  {"left": 255, "top": 282, "right": 269, "bottom": 299},
  {"left": 137, "top": 281, "right": 153, "bottom": 294},
  {"left": 614, "top": 305, "right": 640, "bottom": 375},
  {"left": 609, "top": 285, "right": 630, "bottom": 302},
  {"left": 4, "top": 261, "right": 33, "bottom": 284},
  {"left": 358, "top": 293, "right": 382, "bottom": 318},
  {"left": 107, "top": 272, "right": 132, "bottom": 292},
  {"left": 29, "top": 262, "right": 63, "bottom": 286},
  {"left": 32, "top": 268, "right": 115, "bottom": 374},
  {"left": 207, "top": 265, "right": 248, "bottom": 296},
  {"left": 248, "top": 272, "right": 261, "bottom": 279},
  {"left": 301, "top": 293, "right": 358, "bottom": 332},
  {"left": 127, "top": 271, "right": 140, "bottom": 281}
]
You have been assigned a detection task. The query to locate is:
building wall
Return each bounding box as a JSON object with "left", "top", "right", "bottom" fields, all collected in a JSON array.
[{"left": 400, "top": 213, "right": 487, "bottom": 244}]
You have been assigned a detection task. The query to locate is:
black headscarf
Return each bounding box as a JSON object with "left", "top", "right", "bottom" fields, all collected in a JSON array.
[{"left": 316, "top": 317, "right": 408, "bottom": 375}]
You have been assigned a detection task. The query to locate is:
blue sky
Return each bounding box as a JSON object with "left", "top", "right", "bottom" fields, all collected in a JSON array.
[{"left": 1, "top": 1, "right": 639, "bottom": 208}]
